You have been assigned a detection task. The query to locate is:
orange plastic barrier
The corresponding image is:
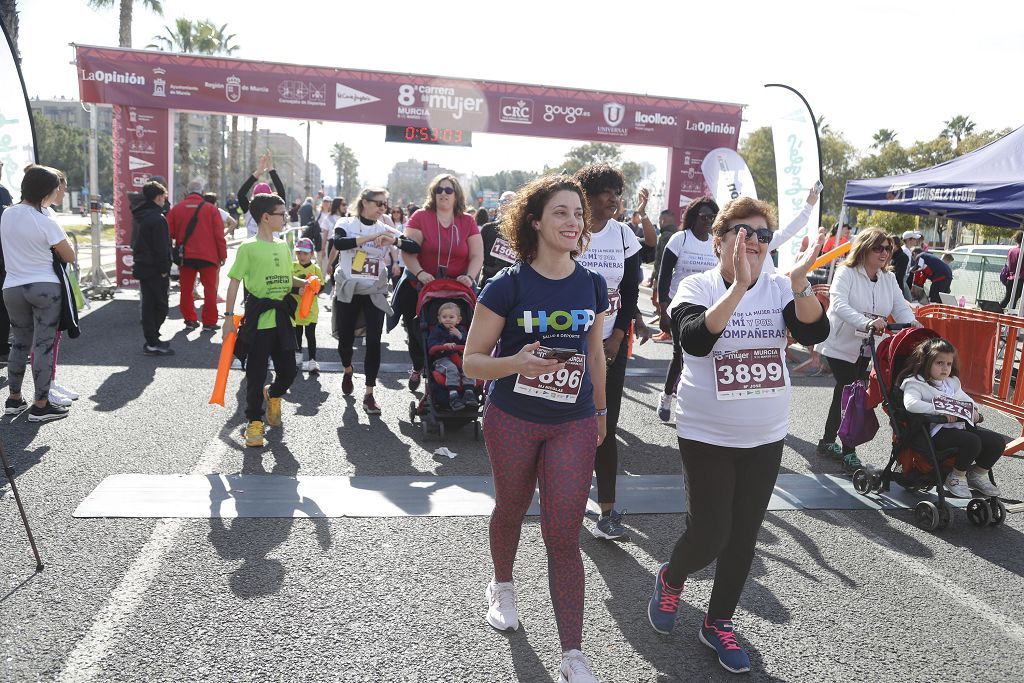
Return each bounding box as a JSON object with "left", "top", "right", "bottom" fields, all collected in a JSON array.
[
  {"left": 916, "top": 304, "right": 1023, "bottom": 456},
  {"left": 808, "top": 241, "right": 852, "bottom": 271},
  {"left": 299, "top": 275, "right": 321, "bottom": 319},
  {"left": 209, "top": 315, "right": 243, "bottom": 407}
]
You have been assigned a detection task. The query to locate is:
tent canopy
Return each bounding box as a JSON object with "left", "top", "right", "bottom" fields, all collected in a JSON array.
[{"left": 843, "top": 125, "right": 1024, "bottom": 228}]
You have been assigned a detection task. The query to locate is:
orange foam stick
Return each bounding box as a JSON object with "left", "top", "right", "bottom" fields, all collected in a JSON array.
[
  {"left": 299, "top": 275, "right": 321, "bottom": 319},
  {"left": 209, "top": 315, "right": 243, "bottom": 407},
  {"left": 809, "top": 241, "right": 853, "bottom": 271}
]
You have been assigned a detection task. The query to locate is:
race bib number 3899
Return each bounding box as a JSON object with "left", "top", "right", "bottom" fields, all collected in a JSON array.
[
  {"left": 513, "top": 353, "right": 585, "bottom": 403},
  {"left": 713, "top": 348, "right": 787, "bottom": 400}
]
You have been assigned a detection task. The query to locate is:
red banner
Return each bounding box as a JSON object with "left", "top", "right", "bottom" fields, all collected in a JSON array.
[{"left": 111, "top": 103, "right": 169, "bottom": 287}]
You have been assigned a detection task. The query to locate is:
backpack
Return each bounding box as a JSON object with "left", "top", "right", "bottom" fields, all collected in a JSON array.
[{"left": 302, "top": 213, "right": 324, "bottom": 253}]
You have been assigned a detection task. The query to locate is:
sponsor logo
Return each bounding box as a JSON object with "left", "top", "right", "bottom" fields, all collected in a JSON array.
[
  {"left": 634, "top": 111, "right": 677, "bottom": 127},
  {"left": 81, "top": 69, "right": 146, "bottom": 86},
  {"left": 685, "top": 120, "right": 738, "bottom": 135},
  {"left": 499, "top": 97, "right": 533, "bottom": 124},
  {"left": 886, "top": 183, "right": 911, "bottom": 201},
  {"left": 542, "top": 104, "right": 590, "bottom": 124},
  {"left": 886, "top": 184, "right": 978, "bottom": 203},
  {"left": 335, "top": 83, "right": 379, "bottom": 110},
  {"left": 128, "top": 156, "right": 153, "bottom": 171},
  {"left": 152, "top": 68, "right": 166, "bottom": 97},
  {"left": 517, "top": 309, "right": 596, "bottom": 333},
  {"left": 397, "top": 84, "right": 484, "bottom": 120},
  {"left": 603, "top": 102, "right": 625, "bottom": 127},
  {"left": 226, "top": 76, "right": 241, "bottom": 103}
]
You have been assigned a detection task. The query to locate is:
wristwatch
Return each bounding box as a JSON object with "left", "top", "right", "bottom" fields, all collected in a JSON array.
[{"left": 793, "top": 283, "right": 813, "bottom": 298}]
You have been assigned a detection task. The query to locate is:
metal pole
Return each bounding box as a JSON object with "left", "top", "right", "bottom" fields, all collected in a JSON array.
[
  {"left": 1014, "top": 220, "right": 1024, "bottom": 317},
  {"left": 304, "top": 121, "right": 311, "bottom": 197},
  {"left": 0, "top": 440, "right": 44, "bottom": 571},
  {"left": 87, "top": 105, "right": 103, "bottom": 289}
]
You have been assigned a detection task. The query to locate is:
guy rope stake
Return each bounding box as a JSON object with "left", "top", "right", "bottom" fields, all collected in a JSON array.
[{"left": 0, "top": 439, "right": 44, "bottom": 571}]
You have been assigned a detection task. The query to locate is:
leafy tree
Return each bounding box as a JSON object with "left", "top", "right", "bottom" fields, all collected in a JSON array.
[
  {"left": 855, "top": 141, "right": 910, "bottom": 179},
  {"left": 329, "top": 143, "right": 359, "bottom": 201},
  {"left": 86, "top": 0, "right": 163, "bottom": 48},
  {"left": 853, "top": 208, "right": 917, "bottom": 234},
  {"left": 1, "top": 0, "right": 19, "bottom": 60},
  {"left": 202, "top": 23, "right": 238, "bottom": 197},
  {"left": 32, "top": 112, "right": 113, "bottom": 199},
  {"left": 738, "top": 127, "right": 777, "bottom": 208},
  {"left": 906, "top": 136, "right": 955, "bottom": 170},
  {"left": 957, "top": 127, "right": 1013, "bottom": 155},
  {"left": 473, "top": 170, "right": 540, "bottom": 198},
  {"left": 820, "top": 130, "right": 858, "bottom": 219},
  {"left": 548, "top": 143, "right": 644, "bottom": 204},
  {"left": 871, "top": 128, "right": 898, "bottom": 149},
  {"left": 941, "top": 115, "right": 976, "bottom": 149}
]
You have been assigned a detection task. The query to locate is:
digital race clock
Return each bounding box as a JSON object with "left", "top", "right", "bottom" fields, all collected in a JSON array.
[{"left": 384, "top": 125, "right": 473, "bottom": 147}]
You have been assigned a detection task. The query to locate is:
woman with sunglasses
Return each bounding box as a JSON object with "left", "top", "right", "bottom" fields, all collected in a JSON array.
[
  {"left": 815, "top": 228, "right": 918, "bottom": 470},
  {"left": 395, "top": 174, "right": 483, "bottom": 391},
  {"left": 647, "top": 197, "right": 828, "bottom": 674}
]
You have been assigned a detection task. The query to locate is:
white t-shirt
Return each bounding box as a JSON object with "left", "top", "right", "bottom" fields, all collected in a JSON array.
[
  {"left": 670, "top": 268, "right": 795, "bottom": 448},
  {"left": 577, "top": 219, "right": 642, "bottom": 339},
  {"left": 663, "top": 230, "right": 717, "bottom": 299},
  {"left": 217, "top": 207, "right": 232, "bottom": 225},
  {"left": 333, "top": 217, "right": 400, "bottom": 282},
  {"left": 1, "top": 204, "right": 68, "bottom": 288},
  {"left": 244, "top": 212, "right": 257, "bottom": 237}
]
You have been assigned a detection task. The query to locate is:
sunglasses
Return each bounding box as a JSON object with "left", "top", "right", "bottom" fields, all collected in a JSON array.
[
  {"left": 697, "top": 212, "right": 716, "bottom": 222},
  {"left": 435, "top": 186, "right": 455, "bottom": 195},
  {"left": 730, "top": 224, "right": 773, "bottom": 244},
  {"left": 871, "top": 244, "right": 894, "bottom": 253},
  {"left": 365, "top": 198, "right": 388, "bottom": 208}
]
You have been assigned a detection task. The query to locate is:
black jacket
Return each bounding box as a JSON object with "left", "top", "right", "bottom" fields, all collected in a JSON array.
[
  {"left": 131, "top": 200, "right": 172, "bottom": 280},
  {"left": 233, "top": 295, "right": 298, "bottom": 366}
]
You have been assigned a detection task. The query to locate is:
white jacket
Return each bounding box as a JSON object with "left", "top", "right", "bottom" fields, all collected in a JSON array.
[
  {"left": 817, "top": 265, "right": 916, "bottom": 363},
  {"left": 900, "top": 375, "right": 974, "bottom": 415}
]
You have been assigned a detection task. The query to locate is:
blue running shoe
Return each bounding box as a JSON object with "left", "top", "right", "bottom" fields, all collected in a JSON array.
[
  {"left": 594, "top": 509, "right": 629, "bottom": 540},
  {"left": 647, "top": 563, "right": 683, "bottom": 634},
  {"left": 699, "top": 615, "right": 750, "bottom": 674}
]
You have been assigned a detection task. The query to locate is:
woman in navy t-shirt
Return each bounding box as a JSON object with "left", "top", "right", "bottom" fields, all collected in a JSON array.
[{"left": 463, "top": 175, "right": 608, "bottom": 682}]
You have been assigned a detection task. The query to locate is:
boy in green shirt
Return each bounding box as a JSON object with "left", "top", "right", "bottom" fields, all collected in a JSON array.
[{"left": 222, "top": 193, "right": 308, "bottom": 447}]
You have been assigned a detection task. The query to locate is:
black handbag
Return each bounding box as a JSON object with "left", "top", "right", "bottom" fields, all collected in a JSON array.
[{"left": 172, "top": 203, "right": 204, "bottom": 266}]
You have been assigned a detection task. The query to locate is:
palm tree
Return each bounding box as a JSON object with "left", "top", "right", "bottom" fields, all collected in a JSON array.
[
  {"left": 0, "top": 0, "right": 19, "bottom": 61},
  {"left": 86, "top": 0, "right": 163, "bottom": 48},
  {"left": 329, "top": 143, "right": 359, "bottom": 201},
  {"left": 203, "top": 23, "right": 238, "bottom": 198},
  {"left": 815, "top": 115, "right": 831, "bottom": 136},
  {"left": 147, "top": 19, "right": 217, "bottom": 196},
  {"left": 871, "top": 128, "right": 898, "bottom": 149},
  {"left": 941, "top": 115, "right": 976, "bottom": 150}
]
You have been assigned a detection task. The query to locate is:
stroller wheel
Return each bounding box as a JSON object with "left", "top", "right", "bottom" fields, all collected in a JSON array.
[
  {"left": 967, "top": 498, "right": 991, "bottom": 527},
  {"left": 852, "top": 469, "right": 871, "bottom": 495},
  {"left": 988, "top": 498, "right": 1007, "bottom": 527},
  {"left": 936, "top": 502, "right": 951, "bottom": 530},
  {"left": 914, "top": 501, "right": 940, "bottom": 531},
  {"left": 870, "top": 470, "right": 885, "bottom": 493}
]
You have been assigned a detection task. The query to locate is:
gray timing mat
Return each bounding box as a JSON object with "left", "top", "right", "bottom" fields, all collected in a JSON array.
[{"left": 73, "top": 473, "right": 969, "bottom": 519}]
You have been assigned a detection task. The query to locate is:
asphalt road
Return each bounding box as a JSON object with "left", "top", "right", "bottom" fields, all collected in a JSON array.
[{"left": 3, "top": 260, "right": 1024, "bottom": 682}]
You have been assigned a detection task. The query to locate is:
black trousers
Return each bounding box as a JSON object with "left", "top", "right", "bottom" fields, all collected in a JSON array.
[
  {"left": 928, "top": 279, "right": 951, "bottom": 303},
  {"left": 932, "top": 425, "right": 1005, "bottom": 472},
  {"left": 665, "top": 437, "right": 783, "bottom": 621},
  {"left": 663, "top": 325, "right": 682, "bottom": 395},
  {"left": 335, "top": 295, "right": 385, "bottom": 386},
  {"left": 595, "top": 340, "right": 628, "bottom": 505},
  {"left": 294, "top": 322, "right": 317, "bottom": 360},
  {"left": 397, "top": 282, "right": 425, "bottom": 372},
  {"left": 245, "top": 328, "right": 298, "bottom": 421},
  {"left": 139, "top": 275, "right": 170, "bottom": 346},
  {"left": 822, "top": 355, "right": 869, "bottom": 453},
  {"left": 1000, "top": 279, "right": 1023, "bottom": 311}
]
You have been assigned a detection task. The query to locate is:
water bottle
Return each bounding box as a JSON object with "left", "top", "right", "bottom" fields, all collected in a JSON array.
[{"left": 958, "top": 295, "right": 966, "bottom": 307}]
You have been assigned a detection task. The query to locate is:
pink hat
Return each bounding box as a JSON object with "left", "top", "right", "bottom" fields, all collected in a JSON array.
[{"left": 252, "top": 183, "right": 272, "bottom": 195}]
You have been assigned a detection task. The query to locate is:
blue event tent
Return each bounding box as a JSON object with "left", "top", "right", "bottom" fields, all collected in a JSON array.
[{"left": 843, "top": 125, "right": 1024, "bottom": 228}]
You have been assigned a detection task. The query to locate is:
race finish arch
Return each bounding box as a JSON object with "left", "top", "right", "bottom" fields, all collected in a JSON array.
[{"left": 74, "top": 44, "right": 743, "bottom": 287}]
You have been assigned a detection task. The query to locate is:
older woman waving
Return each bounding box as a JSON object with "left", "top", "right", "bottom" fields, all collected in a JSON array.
[
  {"left": 816, "top": 228, "right": 918, "bottom": 470},
  {"left": 646, "top": 197, "right": 828, "bottom": 674}
]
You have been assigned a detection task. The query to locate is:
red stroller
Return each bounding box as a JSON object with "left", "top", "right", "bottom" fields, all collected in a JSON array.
[
  {"left": 407, "top": 279, "right": 482, "bottom": 441},
  {"left": 855, "top": 325, "right": 1007, "bottom": 530}
]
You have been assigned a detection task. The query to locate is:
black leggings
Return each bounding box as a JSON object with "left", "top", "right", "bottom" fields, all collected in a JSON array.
[
  {"left": 663, "top": 326, "right": 682, "bottom": 395},
  {"left": 335, "top": 295, "right": 385, "bottom": 386},
  {"left": 595, "top": 341, "right": 628, "bottom": 505},
  {"left": 822, "top": 355, "right": 869, "bottom": 453},
  {"left": 665, "top": 437, "right": 782, "bottom": 621},
  {"left": 294, "top": 322, "right": 317, "bottom": 360},
  {"left": 1000, "top": 280, "right": 1023, "bottom": 311},
  {"left": 932, "top": 426, "right": 1004, "bottom": 472},
  {"left": 397, "top": 282, "right": 425, "bottom": 372}
]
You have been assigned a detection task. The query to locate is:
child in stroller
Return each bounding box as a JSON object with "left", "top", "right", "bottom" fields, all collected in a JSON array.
[
  {"left": 427, "top": 302, "right": 478, "bottom": 412},
  {"left": 899, "top": 336, "right": 1003, "bottom": 498}
]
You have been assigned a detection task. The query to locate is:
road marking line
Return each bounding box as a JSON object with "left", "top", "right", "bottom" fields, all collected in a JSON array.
[
  {"left": 824, "top": 510, "right": 1024, "bottom": 643},
  {"left": 54, "top": 439, "right": 230, "bottom": 683}
]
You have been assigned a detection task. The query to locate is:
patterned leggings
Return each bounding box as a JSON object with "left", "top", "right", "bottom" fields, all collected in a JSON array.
[
  {"left": 483, "top": 402, "right": 597, "bottom": 652},
  {"left": 3, "top": 283, "right": 61, "bottom": 402}
]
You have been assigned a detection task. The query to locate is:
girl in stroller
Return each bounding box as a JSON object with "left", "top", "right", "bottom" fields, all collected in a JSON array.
[{"left": 899, "top": 337, "right": 1004, "bottom": 498}]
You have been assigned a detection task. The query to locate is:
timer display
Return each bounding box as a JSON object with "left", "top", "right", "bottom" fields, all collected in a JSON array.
[{"left": 384, "top": 125, "right": 472, "bottom": 147}]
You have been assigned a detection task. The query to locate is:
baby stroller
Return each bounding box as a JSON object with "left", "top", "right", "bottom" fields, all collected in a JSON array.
[
  {"left": 853, "top": 325, "right": 1008, "bottom": 531},
  {"left": 407, "top": 279, "right": 482, "bottom": 441}
]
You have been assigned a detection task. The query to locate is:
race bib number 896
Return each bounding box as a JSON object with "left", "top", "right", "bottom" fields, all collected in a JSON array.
[{"left": 514, "top": 353, "right": 585, "bottom": 403}]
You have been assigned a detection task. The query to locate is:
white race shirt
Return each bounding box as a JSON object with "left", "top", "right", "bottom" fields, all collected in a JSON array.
[
  {"left": 670, "top": 268, "right": 795, "bottom": 448},
  {"left": 1, "top": 204, "right": 68, "bottom": 288},
  {"left": 663, "top": 230, "right": 717, "bottom": 299},
  {"left": 577, "top": 219, "right": 642, "bottom": 339},
  {"left": 333, "top": 217, "right": 400, "bottom": 282}
]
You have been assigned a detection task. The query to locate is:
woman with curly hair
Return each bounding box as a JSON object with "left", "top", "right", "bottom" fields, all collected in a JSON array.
[{"left": 464, "top": 174, "right": 608, "bottom": 683}]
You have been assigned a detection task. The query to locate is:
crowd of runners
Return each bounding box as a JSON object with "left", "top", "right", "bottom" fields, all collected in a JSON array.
[{"left": 0, "top": 156, "right": 1012, "bottom": 681}]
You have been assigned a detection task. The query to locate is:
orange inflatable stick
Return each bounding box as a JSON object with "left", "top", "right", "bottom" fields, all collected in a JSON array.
[
  {"left": 209, "top": 315, "right": 243, "bottom": 407},
  {"left": 299, "top": 275, "right": 321, "bottom": 319},
  {"left": 809, "top": 241, "right": 853, "bottom": 272}
]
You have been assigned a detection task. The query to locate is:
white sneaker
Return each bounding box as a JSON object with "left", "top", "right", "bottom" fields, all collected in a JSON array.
[
  {"left": 305, "top": 359, "right": 320, "bottom": 373},
  {"left": 944, "top": 472, "right": 972, "bottom": 498},
  {"left": 485, "top": 580, "right": 519, "bottom": 631},
  {"left": 51, "top": 383, "right": 79, "bottom": 400},
  {"left": 48, "top": 389, "right": 73, "bottom": 407},
  {"left": 559, "top": 649, "right": 599, "bottom": 683},
  {"left": 967, "top": 469, "right": 1002, "bottom": 497},
  {"left": 657, "top": 393, "right": 674, "bottom": 422}
]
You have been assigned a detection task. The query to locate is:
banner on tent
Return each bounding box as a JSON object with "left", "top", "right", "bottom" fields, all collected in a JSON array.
[{"left": 0, "top": 24, "right": 37, "bottom": 199}]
